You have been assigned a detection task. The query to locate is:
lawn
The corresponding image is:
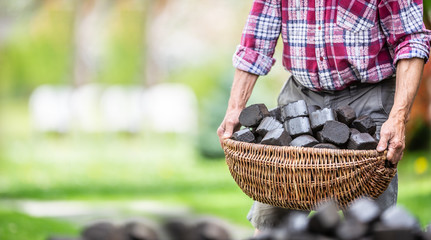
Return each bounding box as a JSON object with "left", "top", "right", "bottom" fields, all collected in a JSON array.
[
  {"left": 0, "top": 210, "right": 79, "bottom": 240},
  {"left": 0, "top": 100, "right": 430, "bottom": 240}
]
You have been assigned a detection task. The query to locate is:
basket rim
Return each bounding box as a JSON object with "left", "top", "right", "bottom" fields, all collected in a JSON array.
[{"left": 223, "top": 138, "right": 387, "bottom": 158}]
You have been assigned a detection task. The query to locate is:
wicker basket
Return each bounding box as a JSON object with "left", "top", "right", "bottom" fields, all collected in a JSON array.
[{"left": 223, "top": 139, "right": 397, "bottom": 210}]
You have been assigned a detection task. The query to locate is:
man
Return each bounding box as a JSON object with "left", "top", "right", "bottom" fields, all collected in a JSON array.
[{"left": 217, "top": 0, "right": 431, "bottom": 232}]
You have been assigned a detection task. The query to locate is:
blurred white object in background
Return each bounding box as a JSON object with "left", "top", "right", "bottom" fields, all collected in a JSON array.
[
  {"left": 142, "top": 83, "right": 197, "bottom": 133},
  {"left": 29, "top": 83, "right": 198, "bottom": 134},
  {"left": 29, "top": 85, "right": 73, "bottom": 133},
  {"left": 71, "top": 84, "right": 104, "bottom": 133},
  {"left": 100, "top": 86, "right": 144, "bottom": 133}
]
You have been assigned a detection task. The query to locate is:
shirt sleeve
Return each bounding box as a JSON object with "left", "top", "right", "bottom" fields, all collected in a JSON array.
[
  {"left": 232, "top": 0, "right": 282, "bottom": 76},
  {"left": 378, "top": 0, "right": 431, "bottom": 65}
]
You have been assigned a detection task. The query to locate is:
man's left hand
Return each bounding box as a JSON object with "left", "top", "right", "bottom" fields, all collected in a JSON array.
[
  {"left": 376, "top": 58, "right": 425, "bottom": 165},
  {"left": 377, "top": 115, "right": 406, "bottom": 165}
]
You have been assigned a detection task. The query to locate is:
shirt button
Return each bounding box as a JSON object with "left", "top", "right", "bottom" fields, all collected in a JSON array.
[
  {"left": 320, "top": 56, "right": 324, "bottom": 61},
  {"left": 318, "top": 26, "right": 322, "bottom": 30}
]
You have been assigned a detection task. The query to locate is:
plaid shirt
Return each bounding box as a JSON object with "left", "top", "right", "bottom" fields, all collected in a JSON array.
[{"left": 233, "top": 0, "right": 431, "bottom": 91}]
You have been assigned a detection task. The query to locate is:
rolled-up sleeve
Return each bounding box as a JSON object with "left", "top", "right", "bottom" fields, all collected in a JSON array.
[
  {"left": 378, "top": 0, "right": 431, "bottom": 65},
  {"left": 233, "top": 0, "right": 282, "bottom": 76}
]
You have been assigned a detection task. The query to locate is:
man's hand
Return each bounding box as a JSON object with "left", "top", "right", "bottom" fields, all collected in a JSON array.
[
  {"left": 377, "top": 116, "right": 406, "bottom": 165},
  {"left": 376, "top": 58, "right": 424, "bottom": 165},
  {"left": 217, "top": 69, "right": 259, "bottom": 147},
  {"left": 217, "top": 108, "right": 242, "bottom": 146}
]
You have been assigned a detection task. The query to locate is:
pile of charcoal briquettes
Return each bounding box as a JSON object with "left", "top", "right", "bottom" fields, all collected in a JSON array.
[
  {"left": 232, "top": 100, "right": 378, "bottom": 150},
  {"left": 249, "top": 198, "right": 431, "bottom": 240},
  {"left": 48, "top": 218, "right": 232, "bottom": 240}
]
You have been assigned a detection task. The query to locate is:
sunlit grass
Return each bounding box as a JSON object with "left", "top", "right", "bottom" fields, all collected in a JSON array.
[
  {"left": 0, "top": 209, "right": 78, "bottom": 240},
  {"left": 397, "top": 150, "right": 431, "bottom": 226},
  {"left": 0, "top": 132, "right": 253, "bottom": 223}
]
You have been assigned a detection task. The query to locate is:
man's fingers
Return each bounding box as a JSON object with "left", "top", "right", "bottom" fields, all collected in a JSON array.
[
  {"left": 223, "top": 119, "right": 236, "bottom": 139},
  {"left": 386, "top": 147, "right": 396, "bottom": 163},
  {"left": 217, "top": 108, "right": 242, "bottom": 147},
  {"left": 387, "top": 138, "right": 404, "bottom": 164},
  {"left": 217, "top": 125, "right": 225, "bottom": 138},
  {"left": 377, "top": 131, "right": 389, "bottom": 152},
  {"left": 217, "top": 125, "right": 226, "bottom": 146},
  {"left": 217, "top": 119, "right": 239, "bottom": 148},
  {"left": 387, "top": 147, "right": 403, "bottom": 165}
]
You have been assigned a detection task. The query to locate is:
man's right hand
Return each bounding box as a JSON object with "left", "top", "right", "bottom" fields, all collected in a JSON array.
[
  {"left": 217, "top": 69, "right": 259, "bottom": 148},
  {"left": 217, "top": 108, "right": 243, "bottom": 147}
]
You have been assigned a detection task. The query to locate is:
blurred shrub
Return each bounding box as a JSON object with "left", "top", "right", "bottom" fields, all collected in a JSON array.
[
  {"left": 0, "top": 5, "right": 74, "bottom": 98},
  {"left": 97, "top": 2, "right": 145, "bottom": 85},
  {"left": 197, "top": 71, "right": 232, "bottom": 158},
  {"left": 406, "top": 118, "right": 431, "bottom": 150}
]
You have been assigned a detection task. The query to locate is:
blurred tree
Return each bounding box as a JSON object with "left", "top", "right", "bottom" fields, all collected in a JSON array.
[
  {"left": 97, "top": 0, "right": 146, "bottom": 85},
  {"left": 143, "top": 0, "right": 169, "bottom": 86},
  {"left": 0, "top": 0, "right": 73, "bottom": 98},
  {"left": 72, "top": 0, "right": 113, "bottom": 86}
]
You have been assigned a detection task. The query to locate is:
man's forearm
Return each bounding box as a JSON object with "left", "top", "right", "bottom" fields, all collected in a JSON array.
[
  {"left": 377, "top": 57, "right": 425, "bottom": 164},
  {"left": 391, "top": 58, "right": 425, "bottom": 122},
  {"left": 217, "top": 69, "right": 259, "bottom": 145},
  {"left": 227, "top": 69, "right": 259, "bottom": 110}
]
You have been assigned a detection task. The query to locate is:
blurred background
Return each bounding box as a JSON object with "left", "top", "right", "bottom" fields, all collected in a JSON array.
[{"left": 0, "top": 0, "right": 430, "bottom": 239}]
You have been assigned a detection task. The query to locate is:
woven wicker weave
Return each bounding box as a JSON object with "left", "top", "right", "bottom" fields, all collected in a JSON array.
[{"left": 223, "top": 139, "right": 397, "bottom": 210}]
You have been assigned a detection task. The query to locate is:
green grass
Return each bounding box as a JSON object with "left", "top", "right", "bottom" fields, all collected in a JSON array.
[
  {"left": 397, "top": 151, "right": 431, "bottom": 226},
  {"left": 0, "top": 209, "right": 79, "bottom": 240},
  {"left": 0, "top": 132, "right": 253, "bottom": 225}
]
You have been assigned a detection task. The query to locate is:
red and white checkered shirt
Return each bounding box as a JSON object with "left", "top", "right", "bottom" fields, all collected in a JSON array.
[{"left": 233, "top": 0, "right": 431, "bottom": 91}]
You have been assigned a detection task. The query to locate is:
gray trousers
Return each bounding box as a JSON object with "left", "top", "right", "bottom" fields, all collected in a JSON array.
[{"left": 247, "top": 76, "right": 399, "bottom": 230}]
